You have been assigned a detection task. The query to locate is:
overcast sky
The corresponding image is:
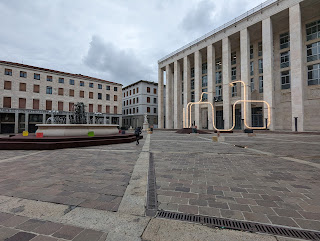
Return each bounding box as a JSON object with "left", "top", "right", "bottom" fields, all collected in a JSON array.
[{"left": 0, "top": 0, "right": 262, "bottom": 86}]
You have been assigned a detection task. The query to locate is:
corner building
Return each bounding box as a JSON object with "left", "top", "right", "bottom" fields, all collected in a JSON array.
[
  {"left": 158, "top": 0, "right": 320, "bottom": 131},
  {"left": 0, "top": 61, "right": 122, "bottom": 134}
]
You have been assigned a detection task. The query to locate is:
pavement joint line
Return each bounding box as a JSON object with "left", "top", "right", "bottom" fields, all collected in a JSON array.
[
  {"left": 73, "top": 148, "right": 138, "bottom": 152},
  {"left": 117, "top": 134, "right": 150, "bottom": 216},
  {"left": 152, "top": 139, "right": 212, "bottom": 143},
  {"left": 0, "top": 151, "right": 43, "bottom": 163}
]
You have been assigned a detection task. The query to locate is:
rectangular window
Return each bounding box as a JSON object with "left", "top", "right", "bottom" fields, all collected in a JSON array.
[
  {"left": 106, "top": 105, "right": 110, "bottom": 113},
  {"left": 80, "top": 81, "right": 84, "bottom": 87},
  {"left": 98, "top": 84, "right": 102, "bottom": 89},
  {"left": 231, "top": 84, "right": 237, "bottom": 97},
  {"left": 69, "top": 79, "right": 75, "bottom": 85},
  {"left": 106, "top": 94, "right": 110, "bottom": 101},
  {"left": 47, "top": 76, "right": 52, "bottom": 82},
  {"left": 250, "top": 45, "right": 254, "bottom": 59},
  {"left": 154, "top": 88, "right": 157, "bottom": 94},
  {"left": 215, "top": 85, "right": 222, "bottom": 97},
  {"left": 98, "top": 93, "right": 102, "bottom": 99},
  {"left": 191, "top": 79, "right": 195, "bottom": 90},
  {"left": 231, "top": 67, "right": 236, "bottom": 80},
  {"left": 58, "top": 101, "right": 63, "bottom": 111},
  {"left": 33, "top": 99, "right": 39, "bottom": 110},
  {"left": 130, "top": 90, "right": 132, "bottom": 95},
  {"left": 215, "top": 58, "right": 222, "bottom": 70},
  {"left": 133, "top": 98, "right": 135, "bottom": 104},
  {"left": 191, "top": 91, "right": 195, "bottom": 102},
  {"left": 3, "top": 97, "right": 11, "bottom": 108},
  {"left": 129, "top": 99, "right": 132, "bottom": 105},
  {"left": 280, "top": 51, "right": 290, "bottom": 68},
  {"left": 114, "top": 87, "right": 118, "bottom": 91},
  {"left": 133, "top": 108, "right": 135, "bottom": 114},
  {"left": 280, "top": 32, "right": 290, "bottom": 49},
  {"left": 308, "top": 63, "right": 320, "bottom": 85},
  {"left": 19, "top": 83, "right": 26, "bottom": 91},
  {"left": 215, "top": 71, "right": 222, "bottom": 84},
  {"left": 191, "top": 68, "right": 195, "bottom": 78},
  {"left": 147, "top": 87, "right": 150, "bottom": 93},
  {"left": 147, "top": 97, "right": 150, "bottom": 103},
  {"left": 34, "top": 73, "right": 40, "bottom": 80},
  {"left": 136, "top": 107, "right": 139, "bottom": 113},
  {"left": 202, "top": 63, "right": 207, "bottom": 74},
  {"left": 80, "top": 90, "right": 84, "bottom": 98},
  {"left": 46, "top": 86, "right": 52, "bottom": 94},
  {"left": 69, "top": 89, "right": 74, "bottom": 97},
  {"left": 46, "top": 100, "right": 52, "bottom": 110},
  {"left": 20, "top": 71, "right": 27, "bottom": 78},
  {"left": 202, "top": 88, "right": 208, "bottom": 101},
  {"left": 136, "top": 97, "right": 139, "bottom": 103},
  {"left": 89, "top": 92, "right": 93, "bottom": 99},
  {"left": 202, "top": 75, "right": 207, "bottom": 87},
  {"left": 133, "top": 89, "right": 135, "bottom": 94},
  {"left": 306, "top": 20, "right": 320, "bottom": 41},
  {"left": 33, "top": 84, "right": 40, "bottom": 93},
  {"left": 258, "top": 42, "right": 263, "bottom": 56},
  {"left": 4, "top": 81, "right": 11, "bottom": 90},
  {"left": 147, "top": 107, "right": 150, "bottom": 113},
  {"left": 89, "top": 104, "right": 93, "bottom": 113},
  {"left": 154, "top": 98, "right": 157, "bottom": 104},
  {"left": 58, "top": 77, "right": 64, "bottom": 83},
  {"left": 106, "top": 85, "right": 110, "bottom": 90},
  {"left": 231, "top": 52, "right": 237, "bottom": 65},
  {"left": 114, "top": 95, "right": 118, "bottom": 101},
  {"left": 250, "top": 78, "right": 254, "bottom": 92},
  {"left": 89, "top": 83, "right": 93, "bottom": 88},
  {"left": 258, "top": 59, "right": 263, "bottom": 74},
  {"left": 307, "top": 41, "right": 320, "bottom": 62},
  {"left": 58, "top": 88, "right": 64, "bottom": 95},
  {"left": 137, "top": 87, "right": 139, "bottom": 93},
  {"left": 250, "top": 61, "right": 254, "bottom": 76},
  {"left": 259, "top": 76, "right": 263, "bottom": 93},
  {"left": 281, "top": 70, "right": 291, "bottom": 89},
  {"left": 114, "top": 106, "right": 118, "bottom": 114},
  {"left": 5, "top": 69, "right": 12, "bottom": 76},
  {"left": 69, "top": 102, "right": 74, "bottom": 111},
  {"left": 98, "top": 105, "right": 102, "bottom": 113},
  {"left": 154, "top": 108, "right": 157, "bottom": 114},
  {"left": 19, "top": 98, "right": 26, "bottom": 109}
]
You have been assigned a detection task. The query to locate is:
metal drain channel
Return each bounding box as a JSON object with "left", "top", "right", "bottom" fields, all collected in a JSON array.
[
  {"left": 157, "top": 210, "right": 320, "bottom": 241},
  {"left": 146, "top": 152, "right": 158, "bottom": 216}
]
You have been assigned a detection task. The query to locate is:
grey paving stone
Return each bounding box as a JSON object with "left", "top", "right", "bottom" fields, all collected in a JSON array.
[
  {"left": 298, "top": 211, "right": 320, "bottom": 221},
  {"left": 256, "top": 200, "right": 279, "bottom": 208},
  {"left": 30, "top": 235, "right": 58, "bottom": 241},
  {"left": 220, "top": 209, "right": 244, "bottom": 220},
  {"left": 0, "top": 227, "right": 19, "bottom": 241},
  {"left": 5, "top": 231, "right": 36, "bottom": 241},
  {"left": 293, "top": 218, "right": 320, "bottom": 231},
  {"left": 33, "top": 222, "right": 63, "bottom": 235},
  {"left": 189, "top": 199, "right": 207, "bottom": 207},
  {"left": 228, "top": 203, "right": 251, "bottom": 212},
  {"left": 73, "top": 229, "right": 104, "bottom": 241},
  {"left": 0, "top": 215, "right": 29, "bottom": 228},
  {"left": 267, "top": 216, "right": 300, "bottom": 228},
  {"left": 52, "top": 225, "right": 84, "bottom": 240},
  {"left": 0, "top": 212, "right": 13, "bottom": 223},
  {"left": 178, "top": 205, "right": 199, "bottom": 215},
  {"left": 207, "top": 201, "right": 229, "bottom": 210},
  {"left": 272, "top": 208, "right": 303, "bottom": 218},
  {"left": 198, "top": 207, "right": 220, "bottom": 217},
  {"left": 243, "top": 212, "right": 271, "bottom": 223},
  {"left": 16, "top": 219, "right": 46, "bottom": 232}
]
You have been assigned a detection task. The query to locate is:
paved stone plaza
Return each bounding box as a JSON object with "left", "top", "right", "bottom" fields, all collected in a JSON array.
[
  {"left": 0, "top": 131, "right": 319, "bottom": 240},
  {"left": 152, "top": 131, "right": 320, "bottom": 231}
]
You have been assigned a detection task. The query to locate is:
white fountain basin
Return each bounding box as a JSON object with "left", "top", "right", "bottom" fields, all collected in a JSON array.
[{"left": 35, "top": 124, "right": 119, "bottom": 137}]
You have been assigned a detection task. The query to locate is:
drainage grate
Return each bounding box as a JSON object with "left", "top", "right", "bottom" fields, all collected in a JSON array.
[
  {"left": 157, "top": 210, "right": 320, "bottom": 240},
  {"left": 146, "top": 152, "right": 158, "bottom": 216}
]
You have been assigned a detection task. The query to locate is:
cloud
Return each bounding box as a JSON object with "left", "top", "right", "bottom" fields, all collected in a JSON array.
[
  {"left": 180, "top": 0, "right": 215, "bottom": 35},
  {"left": 83, "top": 35, "right": 153, "bottom": 86}
]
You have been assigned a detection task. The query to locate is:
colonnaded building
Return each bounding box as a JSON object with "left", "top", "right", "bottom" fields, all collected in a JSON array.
[
  {"left": 0, "top": 61, "right": 122, "bottom": 134},
  {"left": 157, "top": 0, "right": 320, "bottom": 132}
]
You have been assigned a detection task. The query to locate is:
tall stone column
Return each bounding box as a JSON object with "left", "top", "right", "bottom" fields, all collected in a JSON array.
[
  {"left": 174, "top": 60, "right": 182, "bottom": 129},
  {"left": 158, "top": 67, "right": 164, "bottom": 128},
  {"left": 166, "top": 64, "right": 173, "bottom": 129},
  {"left": 24, "top": 112, "right": 29, "bottom": 132},
  {"left": 262, "top": 17, "right": 275, "bottom": 130},
  {"left": 183, "top": 56, "right": 191, "bottom": 127},
  {"left": 222, "top": 37, "right": 231, "bottom": 129},
  {"left": 240, "top": 28, "right": 252, "bottom": 128},
  {"left": 14, "top": 112, "right": 19, "bottom": 134},
  {"left": 290, "top": 4, "right": 304, "bottom": 132},
  {"left": 104, "top": 115, "right": 107, "bottom": 124},
  {"left": 66, "top": 114, "right": 70, "bottom": 124},
  {"left": 42, "top": 113, "right": 46, "bottom": 124},
  {"left": 194, "top": 50, "right": 202, "bottom": 128},
  {"left": 207, "top": 45, "right": 215, "bottom": 130}
]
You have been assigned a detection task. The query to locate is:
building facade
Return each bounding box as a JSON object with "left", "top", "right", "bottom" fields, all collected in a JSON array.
[
  {"left": 0, "top": 61, "right": 122, "bottom": 134},
  {"left": 122, "top": 80, "right": 166, "bottom": 129},
  {"left": 158, "top": 0, "right": 320, "bottom": 131}
]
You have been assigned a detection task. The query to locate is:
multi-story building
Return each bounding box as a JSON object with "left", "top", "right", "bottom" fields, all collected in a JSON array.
[
  {"left": 122, "top": 80, "right": 166, "bottom": 129},
  {"left": 0, "top": 60, "right": 122, "bottom": 134},
  {"left": 158, "top": 0, "right": 320, "bottom": 132}
]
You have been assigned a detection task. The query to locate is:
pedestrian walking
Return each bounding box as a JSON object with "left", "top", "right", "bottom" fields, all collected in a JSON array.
[{"left": 134, "top": 127, "right": 142, "bottom": 145}]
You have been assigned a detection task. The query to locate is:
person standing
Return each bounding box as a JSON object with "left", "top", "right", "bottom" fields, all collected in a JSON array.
[{"left": 134, "top": 127, "right": 142, "bottom": 145}]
